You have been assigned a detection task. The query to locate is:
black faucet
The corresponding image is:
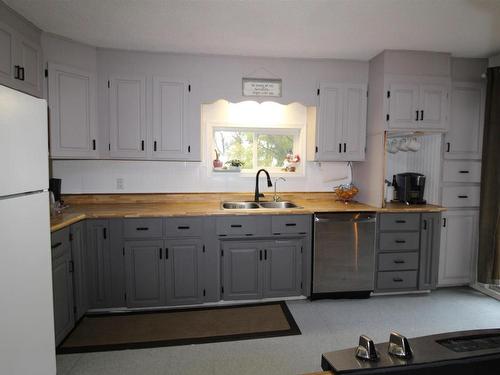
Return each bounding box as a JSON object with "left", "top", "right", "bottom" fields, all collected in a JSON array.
[{"left": 254, "top": 169, "right": 273, "bottom": 202}]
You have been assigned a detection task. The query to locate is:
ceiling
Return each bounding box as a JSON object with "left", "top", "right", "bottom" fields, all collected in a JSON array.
[{"left": 5, "top": 0, "right": 500, "bottom": 60}]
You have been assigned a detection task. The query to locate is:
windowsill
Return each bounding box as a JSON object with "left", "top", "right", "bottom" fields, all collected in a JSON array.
[{"left": 210, "top": 169, "right": 305, "bottom": 178}]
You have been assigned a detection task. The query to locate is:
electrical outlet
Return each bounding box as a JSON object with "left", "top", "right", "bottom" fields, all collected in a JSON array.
[{"left": 116, "top": 178, "right": 124, "bottom": 190}]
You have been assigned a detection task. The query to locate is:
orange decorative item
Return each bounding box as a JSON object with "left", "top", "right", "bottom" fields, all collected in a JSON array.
[{"left": 333, "top": 184, "right": 359, "bottom": 203}]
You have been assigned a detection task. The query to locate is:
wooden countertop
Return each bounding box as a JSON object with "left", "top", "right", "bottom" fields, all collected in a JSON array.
[{"left": 50, "top": 193, "right": 445, "bottom": 232}]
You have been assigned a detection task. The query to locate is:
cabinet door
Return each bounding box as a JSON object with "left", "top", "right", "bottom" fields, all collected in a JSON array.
[
  {"left": 165, "top": 239, "right": 203, "bottom": 305},
  {"left": 0, "top": 22, "right": 16, "bottom": 86},
  {"left": 419, "top": 213, "right": 441, "bottom": 290},
  {"left": 438, "top": 210, "right": 478, "bottom": 286},
  {"left": 52, "top": 249, "right": 74, "bottom": 346},
  {"left": 263, "top": 240, "right": 302, "bottom": 298},
  {"left": 152, "top": 77, "right": 189, "bottom": 159},
  {"left": 419, "top": 84, "right": 448, "bottom": 130},
  {"left": 86, "top": 220, "right": 112, "bottom": 308},
  {"left": 109, "top": 75, "right": 147, "bottom": 158},
  {"left": 445, "top": 82, "right": 484, "bottom": 160},
  {"left": 222, "top": 241, "right": 262, "bottom": 300},
  {"left": 70, "top": 221, "right": 88, "bottom": 321},
  {"left": 316, "top": 83, "right": 343, "bottom": 161},
  {"left": 341, "top": 84, "right": 367, "bottom": 161},
  {"left": 16, "top": 36, "right": 42, "bottom": 97},
  {"left": 387, "top": 83, "right": 419, "bottom": 129},
  {"left": 48, "top": 63, "right": 97, "bottom": 158},
  {"left": 125, "top": 240, "right": 165, "bottom": 307}
]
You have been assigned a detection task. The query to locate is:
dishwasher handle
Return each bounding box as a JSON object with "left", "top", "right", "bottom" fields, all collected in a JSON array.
[{"left": 314, "top": 215, "right": 376, "bottom": 224}]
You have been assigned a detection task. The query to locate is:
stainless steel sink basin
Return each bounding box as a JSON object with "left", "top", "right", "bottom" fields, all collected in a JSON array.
[
  {"left": 258, "top": 201, "right": 300, "bottom": 209},
  {"left": 221, "top": 201, "right": 301, "bottom": 210},
  {"left": 221, "top": 201, "right": 260, "bottom": 209}
]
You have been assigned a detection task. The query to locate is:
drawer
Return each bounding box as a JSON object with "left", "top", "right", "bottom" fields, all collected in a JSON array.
[
  {"left": 51, "top": 227, "right": 70, "bottom": 259},
  {"left": 123, "top": 218, "right": 163, "bottom": 238},
  {"left": 271, "top": 215, "right": 310, "bottom": 235},
  {"left": 379, "top": 213, "right": 420, "bottom": 231},
  {"left": 377, "top": 271, "right": 418, "bottom": 290},
  {"left": 216, "top": 216, "right": 257, "bottom": 236},
  {"left": 443, "top": 161, "right": 481, "bottom": 183},
  {"left": 379, "top": 232, "right": 420, "bottom": 251},
  {"left": 442, "top": 186, "right": 480, "bottom": 207},
  {"left": 378, "top": 252, "right": 419, "bottom": 271},
  {"left": 165, "top": 217, "right": 203, "bottom": 237}
]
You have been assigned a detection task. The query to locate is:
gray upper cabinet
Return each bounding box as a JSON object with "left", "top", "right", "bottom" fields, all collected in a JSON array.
[
  {"left": 86, "top": 220, "right": 112, "bottom": 308},
  {"left": 125, "top": 240, "right": 165, "bottom": 308},
  {"left": 152, "top": 77, "right": 190, "bottom": 159},
  {"left": 263, "top": 240, "right": 302, "bottom": 298},
  {"left": 109, "top": 74, "right": 147, "bottom": 159},
  {"left": 316, "top": 82, "right": 367, "bottom": 161},
  {"left": 70, "top": 221, "right": 88, "bottom": 321},
  {"left": 0, "top": 21, "right": 42, "bottom": 97},
  {"left": 48, "top": 63, "right": 98, "bottom": 158},
  {"left": 222, "top": 241, "right": 262, "bottom": 300},
  {"left": 165, "top": 238, "right": 203, "bottom": 305},
  {"left": 444, "top": 82, "right": 485, "bottom": 160},
  {"left": 387, "top": 83, "right": 420, "bottom": 129}
]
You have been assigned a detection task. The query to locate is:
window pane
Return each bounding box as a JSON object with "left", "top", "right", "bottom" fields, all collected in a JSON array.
[
  {"left": 257, "top": 134, "right": 294, "bottom": 168},
  {"left": 214, "top": 130, "right": 254, "bottom": 169}
]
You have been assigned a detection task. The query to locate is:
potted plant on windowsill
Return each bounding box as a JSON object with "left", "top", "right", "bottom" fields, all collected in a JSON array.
[{"left": 225, "top": 159, "right": 244, "bottom": 172}]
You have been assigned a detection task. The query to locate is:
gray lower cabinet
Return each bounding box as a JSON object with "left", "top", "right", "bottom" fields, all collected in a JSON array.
[
  {"left": 419, "top": 213, "right": 441, "bottom": 290},
  {"left": 51, "top": 227, "right": 74, "bottom": 346},
  {"left": 70, "top": 221, "right": 88, "bottom": 321},
  {"left": 221, "top": 239, "right": 302, "bottom": 300},
  {"left": 86, "top": 220, "right": 112, "bottom": 308}
]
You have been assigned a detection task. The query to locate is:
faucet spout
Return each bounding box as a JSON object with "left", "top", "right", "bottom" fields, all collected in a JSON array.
[{"left": 254, "top": 169, "right": 272, "bottom": 202}]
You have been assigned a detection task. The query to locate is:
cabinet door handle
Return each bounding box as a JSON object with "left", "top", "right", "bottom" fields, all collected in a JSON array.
[
  {"left": 141, "top": 140, "right": 144, "bottom": 151},
  {"left": 393, "top": 278, "right": 404, "bottom": 282},
  {"left": 20, "top": 67, "right": 25, "bottom": 81},
  {"left": 230, "top": 224, "right": 242, "bottom": 228},
  {"left": 68, "top": 261, "right": 74, "bottom": 273},
  {"left": 423, "top": 219, "right": 427, "bottom": 230},
  {"left": 264, "top": 249, "right": 267, "bottom": 260},
  {"left": 420, "top": 110, "right": 424, "bottom": 121},
  {"left": 457, "top": 195, "right": 468, "bottom": 199},
  {"left": 458, "top": 170, "right": 470, "bottom": 174},
  {"left": 446, "top": 142, "right": 451, "bottom": 152},
  {"left": 103, "top": 228, "right": 107, "bottom": 239},
  {"left": 395, "top": 220, "right": 406, "bottom": 224},
  {"left": 177, "top": 226, "right": 190, "bottom": 230},
  {"left": 136, "top": 227, "right": 149, "bottom": 231},
  {"left": 154, "top": 141, "right": 157, "bottom": 152},
  {"left": 393, "top": 260, "right": 405, "bottom": 264},
  {"left": 259, "top": 250, "right": 262, "bottom": 261},
  {"left": 285, "top": 223, "right": 297, "bottom": 227},
  {"left": 92, "top": 139, "right": 96, "bottom": 150},
  {"left": 338, "top": 143, "right": 342, "bottom": 153},
  {"left": 443, "top": 218, "right": 447, "bottom": 227},
  {"left": 415, "top": 110, "right": 419, "bottom": 121},
  {"left": 165, "top": 248, "right": 169, "bottom": 259},
  {"left": 159, "top": 248, "right": 162, "bottom": 259},
  {"left": 51, "top": 242, "right": 62, "bottom": 249},
  {"left": 343, "top": 143, "right": 346, "bottom": 153},
  {"left": 14, "top": 65, "right": 20, "bottom": 79},
  {"left": 395, "top": 239, "right": 406, "bottom": 244}
]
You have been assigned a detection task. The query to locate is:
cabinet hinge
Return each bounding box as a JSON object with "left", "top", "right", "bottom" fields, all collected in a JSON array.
[
  {"left": 188, "top": 84, "right": 191, "bottom": 92},
  {"left": 386, "top": 114, "right": 390, "bottom": 121},
  {"left": 317, "top": 88, "right": 320, "bottom": 96},
  {"left": 107, "top": 80, "right": 110, "bottom": 88},
  {"left": 203, "top": 289, "right": 206, "bottom": 297},
  {"left": 44, "top": 69, "right": 48, "bottom": 78},
  {"left": 69, "top": 233, "right": 73, "bottom": 241},
  {"left": 387, "top": 91, "right": 390, "bottom": 98},
  {"left": 202, "top": 245, "right": 206, "bottom": 253}
]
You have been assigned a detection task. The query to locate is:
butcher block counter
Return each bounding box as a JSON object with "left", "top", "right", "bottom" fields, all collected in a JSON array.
[{"left": 50, "top": 192, "right": 445, "bottom": 232}]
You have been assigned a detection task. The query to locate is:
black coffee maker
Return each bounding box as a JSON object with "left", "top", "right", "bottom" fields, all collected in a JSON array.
[{"left": 395, "top": 173, "right": 426, "bottom": 204}]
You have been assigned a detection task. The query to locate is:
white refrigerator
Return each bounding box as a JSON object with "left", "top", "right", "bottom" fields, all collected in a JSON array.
[{"left": 0, "top": 85, "right": 56, "bottom": 374}]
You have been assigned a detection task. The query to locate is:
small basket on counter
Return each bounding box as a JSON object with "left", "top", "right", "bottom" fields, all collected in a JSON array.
[{"left": 333, "top": 184, "right": 359, "bottom": 203}]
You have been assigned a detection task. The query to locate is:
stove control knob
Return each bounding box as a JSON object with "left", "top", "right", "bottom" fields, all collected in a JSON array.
[
  {"left": 388, "top": 332, "right": 413, "bottom": 359},
  {"left": 355, "top": 335, "right": 379, "bottom": 361}
]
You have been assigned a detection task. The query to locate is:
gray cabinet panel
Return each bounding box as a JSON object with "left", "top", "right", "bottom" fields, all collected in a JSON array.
[
  {"left": 123, "top": 218, "right": 163, "bottom": 238},
  {"left": 222, "top": 241, "right": 262, "bottom": 300},
  {"left": 125, "top": 240, "right": 165, "bottom": 307},
  {"left": 378, "top": 252, "right": 419, "bottom": 271},
  {"left": 419, "top": 213, "right": 441, "bottom": 290},
  {"left": 379, "top": 232, "right": 420, "bottom": 251},
  {"left": 70, "top": 221, "right": 88, "bottom": 321},
  {"left": 263, "top": 240, "right": 302, "bottom": 298},
  {"left": 165, "top": 217, "right": 203, "bottom": 238},
  {"left": 216, "top": 216, "right": 258, "bottom": 236},
  {"left": 271, "top": 215, "right": 310, "bottom": 235},
  {"left": 379, "top": 213, "right": 420, "bottom": 231},
  {"left": 165, "top": 239, "right": 203, "bottom": 305},
  {"left": 109, "top": 219, "right": 126, "bottom": 307},
  {"left": 86, "top": 220, "right": 112, "bottom": 308}
]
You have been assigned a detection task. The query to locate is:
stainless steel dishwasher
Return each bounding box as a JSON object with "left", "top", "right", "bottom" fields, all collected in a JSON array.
[{"left": 312, "top": 212, "right": 376, "bottom": 299}]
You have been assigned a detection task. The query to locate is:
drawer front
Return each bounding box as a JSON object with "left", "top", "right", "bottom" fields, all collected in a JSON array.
[
  {"left": 379, "top": 213, "right": 420, "bottom": 231},
  {"left": 443, "top": 161, "right": 481, "bottom": 183},
  {"left": 271, "top": 215, "right": 310, "bottom": 235},
  {"left": 51, "top": 227, "right": 70, "bottom": 259},
  {"left": 442, "top": 186, "right": 480, "bottom": 207},
  {"left": 378, "top": 252, "right": 419, "bottom": 271},
  {"left": 379, "top": 232, "right": 420, "bottom": 251},
  {"left": 216, "top": 216, "right": 257, "bottom": 236},
  {"left": 123, "top": 218, "right": 163, "bottom": 238},
  {"left": 165, "top": 217, "right": 203, "bottom": 237},
  {"left": 377, "top": 271, "right": 418, "bottom": 290}
]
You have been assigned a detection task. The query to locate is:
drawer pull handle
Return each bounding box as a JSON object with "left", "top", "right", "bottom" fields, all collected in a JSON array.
[
  {"left": 458, "top": 170, "right": 470, "bottom": 174},
  {"left": 457, "top": 195, "right": 468, "bottom": 199},
  {"left": 393, "top": 260, "right": 405, "bottom": 264},
  {"left": 230, "top": 224, "right": 242, "bottom": 228},
  {"left": 178, "top": 226, "right": 190, "bottom": 230},
  {"left": 51, "top": 242, "right": 62, "bottom": 249},
  {"left": 395, "top": 220, "right": 406, "bottom": 224},
  {"left": 393, "top": 278, "right": 404, "bottom": 282},
  {"left": 136, "top": 227, "right": 149, "bottom": 231},
  {"left": 395, "top": 240, "right": 406, "bottom": 244},
  {"left": 285, "top": 223, "right": 297, "bottom": 227}
]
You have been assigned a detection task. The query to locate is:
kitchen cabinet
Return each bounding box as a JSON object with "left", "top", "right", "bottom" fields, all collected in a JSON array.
[
  {"left": 444, "top": 82, "right": 485, "bottom": 160},
  {"left": 109, "top": 74, "right": 147, "bottom": 159},
  {"left": 315, "top": 82, "right": 367, "bottom": 161},
  {"left": 152, "top": 77, "right": 191, "bottom": 159},
  {"left": 51, "top": 228, "right": 74, "bottom": 346},
  {"left": 0, "top": 21, "right": 42, "bottom": 97},
  {"left": 221, "top": 239, "right": 302, "bottom": 300},
  {"left": 86, "top": 220, "right": 112, "bottom": 308},
  {"left": 438, "top": 210, "right": 479, "bottom": 286},
  {"left": 70, "top": 221, "right": 88, "bottom": 321},
  {"left": 386, "top": 79, "right": 449, "bottom": 131},
  {"left": 419, "top": 213, "right": 441, "bottom": 290},
  {"left": 48, "top": 63, "right": 98, "bottom": 158}
]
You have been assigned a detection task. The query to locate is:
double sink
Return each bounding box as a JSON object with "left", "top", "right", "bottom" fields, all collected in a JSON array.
[{"left": 221, "top": 201, "right": 301, "bottom": 210}]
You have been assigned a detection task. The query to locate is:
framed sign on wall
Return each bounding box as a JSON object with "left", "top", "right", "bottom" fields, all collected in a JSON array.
[{"left": 242, "top": 78, "right": 282, "bottom": 97}]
